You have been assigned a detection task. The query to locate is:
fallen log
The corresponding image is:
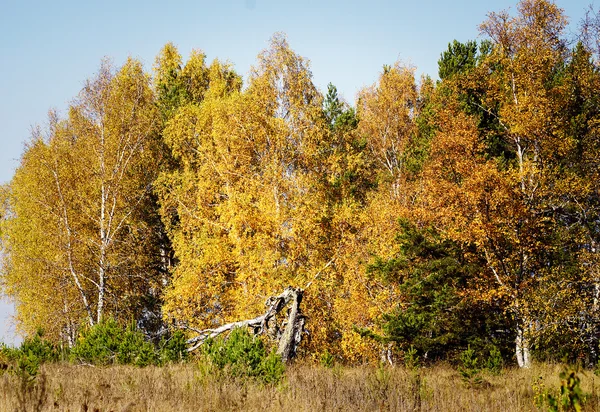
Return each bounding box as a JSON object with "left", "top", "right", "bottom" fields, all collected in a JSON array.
[{"left": 184, "top": 286, "right": 306, "bottom": 362}]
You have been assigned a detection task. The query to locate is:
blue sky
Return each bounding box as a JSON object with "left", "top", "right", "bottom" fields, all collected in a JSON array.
[{"left": 0, "top": 0, "right": 592, "bottom": 344}]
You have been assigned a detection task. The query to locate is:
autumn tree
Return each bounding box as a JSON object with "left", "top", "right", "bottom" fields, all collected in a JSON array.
[
  {"left": 1, "top": 59, "right": 165, "bottom": 342},
  {"left": 157, "top": 35, "right": 329, "bottom": 330},
  {"left": 157, "top": 35, "right": 392, "bottom": 361},
  {"left": 357, "top": 63, "right": 419, "bottom": 197},
  {"left": 420, "top": 0, "right": 600, "bottom": 368},
  {"left": 325, "top": 63, "right": 436, "bottom": 363},
  {"left": 547, "top": 41, "right": 600, "bottom": 366},
  {"left": 438, "top": 40, "right": 479, "bottom": 80},
  {"left": 154, "top": 43, "right": 212, "bottom": 122}
]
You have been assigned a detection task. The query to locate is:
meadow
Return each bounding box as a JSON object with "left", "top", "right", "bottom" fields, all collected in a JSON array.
[{"left": 2, "top": 362, "right": 599, "bottom": 411}]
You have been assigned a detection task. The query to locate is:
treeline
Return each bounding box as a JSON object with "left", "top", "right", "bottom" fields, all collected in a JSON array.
[{"left": 3, "top": 0, "right": 600, "bottom": 368}]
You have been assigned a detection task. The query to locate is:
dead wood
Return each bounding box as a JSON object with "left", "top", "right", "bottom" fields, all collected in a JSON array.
[{"left": 184, "top": 286, "right": 306, "bottom": 362}]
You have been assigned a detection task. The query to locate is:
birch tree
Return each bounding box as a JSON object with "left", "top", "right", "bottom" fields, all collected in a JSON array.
[
  {"left": 423, "top": 0, "right": 588, "bottom": 368},
  {"left": 1, "top": 58, "right": 165, "bottom": 341}
]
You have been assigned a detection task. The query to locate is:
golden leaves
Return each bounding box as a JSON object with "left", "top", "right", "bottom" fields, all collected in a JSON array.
[
  {"left": 357, "top": 63, "right": 418, "bottom": 186},
  {"left": 2, "top": 57, "right": 165, "bottom": 339},
  {"left": 6, "top": 2, "right": 600, "bottom": 364}
]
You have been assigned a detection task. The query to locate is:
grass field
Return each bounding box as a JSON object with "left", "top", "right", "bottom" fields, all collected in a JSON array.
[{"left": 2, "top": 362, "right": 600, "bottom": 411}]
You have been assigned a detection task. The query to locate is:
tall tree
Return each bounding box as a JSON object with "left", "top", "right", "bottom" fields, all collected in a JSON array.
[
  {"left": 157, "top": 35, "right": 388, "bottom": 360},
  {"left": 329, "top": 63, "right": 432, "bottom": 363},
  {"left": 361, "top": 219, "right": 512, "bottom": 362},
  {"left": 422, "top": 0, "right": 589, "bottom": 368},
  {"left": 550, "top": 41, "right": 600, "bottom": 366},
  {"left": 1, "top": 59, "right": 165, "bottom": 342}
]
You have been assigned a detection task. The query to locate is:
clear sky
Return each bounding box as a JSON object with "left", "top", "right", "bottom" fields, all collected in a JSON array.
[{"left": 0, "top": 0, "right": 592, "bottom": 345}]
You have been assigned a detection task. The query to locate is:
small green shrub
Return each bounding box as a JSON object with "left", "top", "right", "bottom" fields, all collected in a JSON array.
[
  {"left": 15, "top": 352, "right": 41, "bottom": 381},
  {"left": 404, "top": 345, "right": 420, "bottom": 370},
  {"left": 70, "top": 319, "right": 158, "bottom": 366},
  {"left": 70, "top": 319, "right": 124, "bottom": 365},
  {"left": 0, "top": 330, "right": 60, "bottom": 380},
  {"left": 203, "top": 327, "right": 285, "bottom": 384},
  {"left": 1, "top": 334, "right": 52, "bottom": 409},
  {"left": 203, "top": 327, "right": 264, "bottom": 375},
  {"left": 485, "top": 346, "right": 503, "bottom": 375},
  {"left": 260, "top": 349, "right": 286, "bottom": 384},
  {"left": 458, "top": 345, "right": 482, "bottom": 387},
  {"left": 3, "top": 323, "right": 191, "bottom": 370},
  {"left": 19, "top": 332, "right": 59, "bottom": 364},
  {"left": 2, "top": 330, "right": 59, "bottom": 364},
  {"left": 158, "top": 330, "right": 189, "bottom": 364},
  {"left": 320, "top": 350, "right": 335, "bottom": 368},
  {"left": 546, "top": 367, "right": 585, "bottom": 412},
  {"left": 116, "top": 326, "right": 157, "bottom": 367}
]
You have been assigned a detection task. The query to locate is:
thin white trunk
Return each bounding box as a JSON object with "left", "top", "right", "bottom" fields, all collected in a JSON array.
[
  {"left": 97, "top": 129, "right": 107, "bottom": 324},
  {"left": 97, "top": 251, "right": 106, "bottom": 324},
  {"left": 62, "top": 300, "right": 75, "bottom": 348},
  {"left": 589, "top": 246, "right": 599, "bottom": 366},
  {"left": 273, "top": 185, "right": 280, "bottom": 217},
  {"left": 511, "top": 70, "right": 527, "bottom": 196},
  {"left": 515, "top": 138, "right": 526, "bottom": 193},
  {"left": 516, "top": 323, "right": 531, "bottom": 368}
]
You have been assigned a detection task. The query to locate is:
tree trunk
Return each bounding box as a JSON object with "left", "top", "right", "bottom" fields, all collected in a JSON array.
[
  {"left": 584, "top": 279, "right": 600, "bottom": 368},
  {"left": 515, "top": 323, "right": 531, "bottom": 368},
  {"left": 185, "top": 286, "right": 306, "bottom": 363},
  {"left": 97, "top": 263, "right": 105, "bottom": 324},
  {"left": 276, "top": 288, "right": 305, "bottom": 362}
]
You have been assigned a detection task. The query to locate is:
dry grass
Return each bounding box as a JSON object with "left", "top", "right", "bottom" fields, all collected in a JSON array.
[{"left": 1, "top": 362, "right": 599, "bottom": 411}]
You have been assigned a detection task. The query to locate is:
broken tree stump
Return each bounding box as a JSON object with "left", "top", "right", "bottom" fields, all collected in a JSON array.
[{"left": 184, "top": 286, "right": 306, "bottom": 362}]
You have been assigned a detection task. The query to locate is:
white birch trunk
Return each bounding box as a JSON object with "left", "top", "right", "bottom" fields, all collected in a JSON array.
[
  {"left": 97, "top": 145, "right": 107, "bottom": 324},
  {"left": 515, "top": 323, "right": 531, "bottom": 368}
]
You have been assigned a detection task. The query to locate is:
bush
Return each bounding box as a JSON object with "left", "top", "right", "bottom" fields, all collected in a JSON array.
[
  {"left": 158, "top": 330, "right": 189, "bottom": 364},
  {"left": 116, "top": 326, "right": 157, "bottom": 367},
  {"left": 70, "top": 319, "right": 157, "bottom": 367},
  {"left": 485, "top": 345, "right": 503, "bottom": 375},
  {"left": 458, "top": 345, "right": 482, "bottom": 387},
  {"left": 203, "top": 327, "right": 285, "bottom": 384},
  {"left": 1, "top": 330, "right": 59, "bottom": 364},
  {"left": 320, "top": 350, "right": 335, "bottom": 368},
  {"left": 260, "top": 349, "right": 286, "bottom": 384},
  {"left": 0, "top": 330, "right": 60, "bottom": 378},
  {"left": 70, "top": 319, "right": 123, "bottom": 365},
  {"left": 17, "top": 331, "right": 60, "bottom": 364},
  {"left": 2, "top": 323, "right": 191, "bottom": 369},
  {"left": 404, "top": 345, "right": 420, "bottom": 370},
  {"left": 546, "top": 367, "right": 585, "bottom": 412}
]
